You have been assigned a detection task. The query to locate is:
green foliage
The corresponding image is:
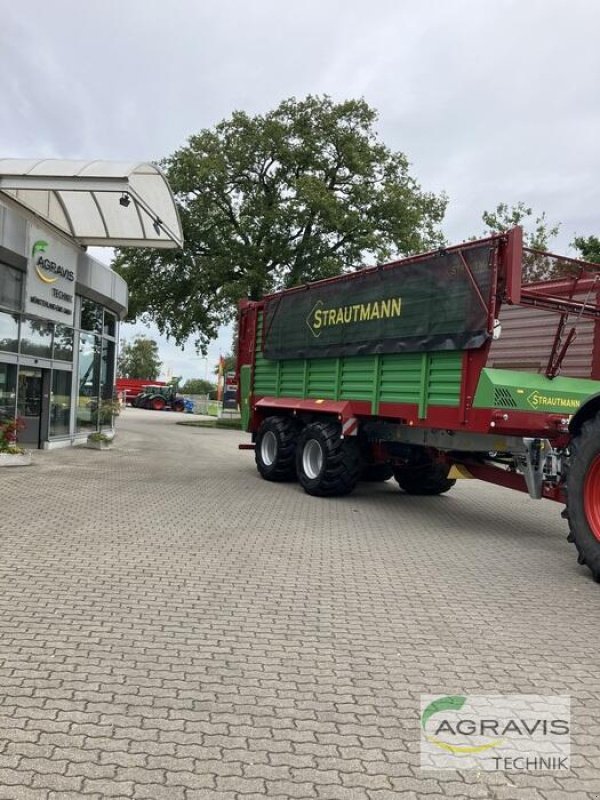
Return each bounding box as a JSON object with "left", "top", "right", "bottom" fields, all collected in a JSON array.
[
  {"left": 117, "top": 336, "right": 162, "bottom": 380},
  {"left": 181, "top": 378, "right": 216, "bottom": 395},
  {"left": 113, "top": 95, "right": 447, "bottom": 351},
  {"left": 214, "top": 353, "right": 236, "bottom": 376},
  {"left": 480, "top": 202, "right": 564, "bottom": 281},
  {"left": 572, "top": 235, "right": 600, "bottom": 264}
]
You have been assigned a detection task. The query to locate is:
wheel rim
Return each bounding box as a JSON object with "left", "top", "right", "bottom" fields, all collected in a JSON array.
[
  {"left": 261, "top": 430, "right": 278, "bottom": 466},
  {"left": 584, "top": 454, "right": 600, "bottom": 542},
  {"left": 303, "top": 439, "right": 323, "bottom": 479}
]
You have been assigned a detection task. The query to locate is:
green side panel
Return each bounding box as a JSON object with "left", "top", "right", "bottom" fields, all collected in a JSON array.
[
  {"left": 240, "top": 365, "right": 252, "bottom": 430},
  {"left": 279, "top": 360, "right": 306, "bottom": 397},
  {"left": 340, "top": 356, "right": 377, "bottom": 401},
  {"left": 427, "top": 352, "right": 462, "bottom": 408},
  {"left": 252, "top": 312, "right": 465, "bottom": 410},
  {"left": 379, "top": 353, "right": 423, "bottom": 404},
  {"left": 473, "top": 367, "right": 600, "bottom": 413},
  {"left": 253, "top": 316, "right": 278, "bottom": 396},
  {"left": 307, "top": 358, "right": 337, "bottom": 399}
]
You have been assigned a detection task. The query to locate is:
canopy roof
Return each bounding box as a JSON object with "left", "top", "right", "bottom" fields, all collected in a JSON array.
[{"left": 0, "top": 159, "right": 183, "bottom": 249}]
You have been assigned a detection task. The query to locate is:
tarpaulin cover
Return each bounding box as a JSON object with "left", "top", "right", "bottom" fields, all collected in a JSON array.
[{"left": 263, "top": 243, "right": 496, "bottom": 359}]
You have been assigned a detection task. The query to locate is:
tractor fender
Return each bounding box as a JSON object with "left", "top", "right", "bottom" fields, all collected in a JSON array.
[{"left": 569, "top": 392, "right": 600, "bottom": 437}]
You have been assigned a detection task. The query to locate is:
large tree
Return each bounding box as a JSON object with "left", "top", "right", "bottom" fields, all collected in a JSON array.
[
  {"left": 113, "top": 95, "right": 447, "bottom": 351},
  {"left": 479, "top": 202, "right": 564, "bottom": 281},
  {"left": 572, "top": 235, "right": 600, "bottom": 264},
  {"left": 117, "top": 336, "right": 162, "bottom": 380}
]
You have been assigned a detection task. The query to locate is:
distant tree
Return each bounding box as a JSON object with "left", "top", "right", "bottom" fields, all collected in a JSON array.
[
  {"left": 117, "top": 337, "right": 162, "bottom": 380},
  {"left": 480, "top": 202, "right": 564, "bottom": 281},
  {"left": 572, "top": 235, "right": 600, "bottom": 265},
  {"left": 213, "top": 353, "right": 236, "bottom": 376},
  {"left": 181, "top": 378, "right": 216, "bottom": 395},
  {"left": 113, "top": 94, "right": 447, "bottom": 351}
]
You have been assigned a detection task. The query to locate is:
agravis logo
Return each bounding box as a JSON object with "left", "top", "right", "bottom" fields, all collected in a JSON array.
[
  {"left": 421, "top": 696, "right": 503, "bottom": 754},
  {"left": 420, "top": 694, "right": 570, "bottom": 771},
  {"left": 31, "top": 239, "right": 74, "bottom": 284}
]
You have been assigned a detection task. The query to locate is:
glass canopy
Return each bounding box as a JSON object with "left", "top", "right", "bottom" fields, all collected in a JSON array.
[{"left": 0, "top": 159, "right": 183, "bottom": 249}]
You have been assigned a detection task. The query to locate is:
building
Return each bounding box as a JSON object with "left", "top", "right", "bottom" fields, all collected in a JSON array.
[{"left": 0, "top": 159, "right": 182, "bottom": 448}]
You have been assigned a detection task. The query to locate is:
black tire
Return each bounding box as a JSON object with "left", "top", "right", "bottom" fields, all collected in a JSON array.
[
  {"left": 394, "top": 461, "right": 455, "bottom": 495},
  {"left": 255, "top": 416, "right": 299, "bottom": 482},
  {"left": 361, "top": 464, "right": 394, "bottom": 482},
  {"left": 565, "top": 413, "right": 600, "bottom": 581},
  {"left": 172, "top": 399, "right": 185, "bottom": 412},
  {"left": 296, "top": 420, "right": 361, "bottom": 497}
]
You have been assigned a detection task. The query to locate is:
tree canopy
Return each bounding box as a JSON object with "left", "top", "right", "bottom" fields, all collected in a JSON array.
[
  {"left": 113, "top": 95, "right": 447, "bottom": 351},
  {"left": 117, "top": 336, "right": 162, "bottom": 380},
  {"left": 573, "top": 235, "right": 600, "bottom": 264}
]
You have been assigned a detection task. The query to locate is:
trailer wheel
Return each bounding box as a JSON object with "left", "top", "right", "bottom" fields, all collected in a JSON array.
[
  {"left": 296, "top": 421, "right": 361, "bottom": 497},
  {"left": 394, "top": 462, "right": 455, "bottom": 495},
  {"left": 565, "top": 413, "right": 600, "bottom": 581},
  {"left": 255, "top": 416, "right": 299, "bottom": 482},
  {"left": 172, "top": 399, "right": 185, "bottom": 412},
  {"left": 361, "top": 464, "right": 394, "bottom": 482}
]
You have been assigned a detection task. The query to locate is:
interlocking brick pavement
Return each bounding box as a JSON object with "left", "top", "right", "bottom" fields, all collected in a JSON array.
[{"left": 0, "top": 408, "right": 599, "bottom": 799}]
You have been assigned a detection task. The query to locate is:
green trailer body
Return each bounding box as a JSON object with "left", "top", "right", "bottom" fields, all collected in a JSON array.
[{"left": 236, "top": 228, "right": 600, "bottom": 582}]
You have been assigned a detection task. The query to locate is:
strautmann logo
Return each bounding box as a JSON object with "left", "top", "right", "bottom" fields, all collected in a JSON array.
[
  {"left": 32, "top": 240, "right": 75, "bottom": 284},
  {"left": 420, "top": 694, "right": 570, "bottom": 771}
]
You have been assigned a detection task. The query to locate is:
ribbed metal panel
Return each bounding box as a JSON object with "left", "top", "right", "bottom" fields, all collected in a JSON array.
[
  {"left": 490, "top": 297, "right": 596, "bottom": 378},
  {"left": 379, "top": 354, "right": 422, "bottom": 404},
  {"left": 279, "top": 360, "right": 304, "bottom": 397},
  {"left": 340, "top": 356, "right": 376, "bottom": 401},
  {"left": 427, "top": 352, "right": 462, "bottom": 406}
]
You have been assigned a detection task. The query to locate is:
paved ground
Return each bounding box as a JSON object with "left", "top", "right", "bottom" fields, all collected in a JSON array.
[{"left": 1, "top": 407, "right": 599, "bottom": 800}]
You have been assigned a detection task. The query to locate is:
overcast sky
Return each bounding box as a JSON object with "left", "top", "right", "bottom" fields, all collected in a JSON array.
[{"left": 2, "top": 0, "right": 599, "bottom": 381}]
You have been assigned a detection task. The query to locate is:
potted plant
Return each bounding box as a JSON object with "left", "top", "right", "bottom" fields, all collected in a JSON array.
[
  {"left": 0, "top": 417, "right": 31, "bottom": 467},
  {"left": 87, "top": 431, "right": 113, "bottom": 450}
]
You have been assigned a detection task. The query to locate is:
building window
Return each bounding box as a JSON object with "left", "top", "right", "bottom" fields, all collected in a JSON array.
[
  {"left": 49, "top": 370, "right": 72, "bottom": 437},
  {"left": 103, "top": 311, "right": 117, "bottom": 338},
  {"left": 0, "top": 311, "right": 19, "bottom": 353},
  {"left": 53, "top": 325, "right": 74, "bottom": 362},
  {"left": 0, "top": 363, "right": 17, "bottom": 423},
  {"left": 80, "top": 298, "right": 103, "bottom": 334},
  {"left": 76, "top": 333, "right": 100, "bottom": 431},
  {"left": 20, "top": 317, "right": 53, "bottom": 358},
  {"left": 0, "top": 263, "right": 23, "bottom": 311}
]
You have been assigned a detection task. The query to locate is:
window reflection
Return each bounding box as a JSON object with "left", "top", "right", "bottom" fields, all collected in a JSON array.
[
  {"left": 50, "top": 370, "right": 72, "bottom": 437},
  {"left": 53, "top": 325, "right": 74, "bottom": 361},
  {"left": 0, "top": 363, "right": 17, "bottom": 423},
  {"left": 0, "top": 311, "right": 19, "bottom": 353},
  {"left": 20, "top": 317, "right": 53, "bottom": 358},
  {"left": 80, "top": 298, "right": 103, "bottom": 334},
  {"left": 77, "top": 332, "right": 100, "bottom": 431}
]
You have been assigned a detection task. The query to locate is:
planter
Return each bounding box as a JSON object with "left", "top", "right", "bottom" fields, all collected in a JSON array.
[
  {"left": 86, "top": 440, "right": 112, "bottom": 450},
  {"left": 0, "top": 451, "right": 32, "bottom": 467}
]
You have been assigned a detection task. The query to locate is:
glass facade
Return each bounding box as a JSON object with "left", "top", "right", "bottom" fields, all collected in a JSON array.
[
  {"left": 0, "top": 363, "right": 17, "bottom": 423},
  {"left": 0, "top": 263, "right": 23, "bottom": 310},
  {"left": 0, "top": 311, "right": 19, "bottom": 353},
  {"left": 0, "top": 292, "right": 119, "bottom": 445},
  {"left": 50, "top": 370, "right": 72, "bottom": 437}
]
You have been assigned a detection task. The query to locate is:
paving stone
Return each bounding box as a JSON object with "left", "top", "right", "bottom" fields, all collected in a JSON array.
[{"left": 0, "top": 412, "right": 599, "bottom": 800}]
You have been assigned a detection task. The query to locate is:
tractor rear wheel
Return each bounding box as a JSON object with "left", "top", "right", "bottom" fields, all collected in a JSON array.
[
  {"left": 151, "top": 396, "right": 166, "bottom": 411},
  {"left": 296, "top": 421, "right": 361, "bottom": 497},
  {"left": 255, "top": 416, "right": 299, "bottom": 482},
  {"left": 565, "top": 412, "right": 600, "bottom": 581},
  {"left": 394, "top": 461, "right": 455, "bottom": 495}
]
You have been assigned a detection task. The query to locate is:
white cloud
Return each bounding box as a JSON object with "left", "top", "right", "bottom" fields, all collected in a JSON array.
[{"left": 3, "top": 0, "right": 599, "bottom": 374}]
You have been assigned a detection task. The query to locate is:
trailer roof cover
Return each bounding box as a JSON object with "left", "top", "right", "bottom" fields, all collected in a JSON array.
[{"left": 262, "top": 240, "right": 499, "bottom": 360}]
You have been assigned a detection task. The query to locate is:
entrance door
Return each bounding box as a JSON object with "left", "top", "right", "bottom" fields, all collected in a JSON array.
[{"left": 17, "top": 367, "right": 43, "bottom": 447}]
